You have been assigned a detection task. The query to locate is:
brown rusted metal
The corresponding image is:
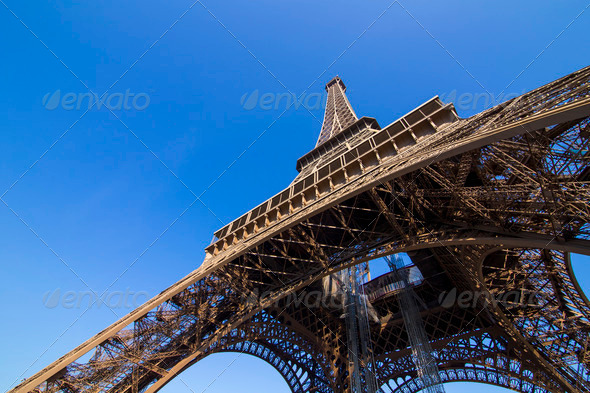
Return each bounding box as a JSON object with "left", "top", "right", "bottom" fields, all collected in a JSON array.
[{"left": 11, "top": 65, "right": 590, "bottom": 393}]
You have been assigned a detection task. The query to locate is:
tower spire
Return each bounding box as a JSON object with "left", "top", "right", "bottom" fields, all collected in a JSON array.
[{"left": 316, "top": 76, "right": 358, "bottom": 146}]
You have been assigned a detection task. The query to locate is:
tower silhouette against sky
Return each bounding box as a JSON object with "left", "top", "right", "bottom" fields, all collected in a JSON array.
[{"left": 11, "top": 66, "right": 590, "bottom": 393}]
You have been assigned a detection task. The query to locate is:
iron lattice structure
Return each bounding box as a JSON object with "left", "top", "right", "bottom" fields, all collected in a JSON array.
[{"left": 11, "top": 66, "right": 590, "bottom": 393}]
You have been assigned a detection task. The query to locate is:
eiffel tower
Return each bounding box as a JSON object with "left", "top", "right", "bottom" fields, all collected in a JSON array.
[{"left": 11, "top": 66, "right": 590, "bottom": 393}]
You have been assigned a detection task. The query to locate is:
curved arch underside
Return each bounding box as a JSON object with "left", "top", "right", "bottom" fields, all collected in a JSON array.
[
  {"left": 12, "top": 68, "right": 590, "bottom": 393},
  {"left": 187, "top": 310, "right": 335, "bottom": 393},
  {"left": 389, "top": 367, "right": 551, "bottom": 393}
]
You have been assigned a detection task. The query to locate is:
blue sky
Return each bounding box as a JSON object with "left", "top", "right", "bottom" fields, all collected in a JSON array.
[{"left": 1, "top": 1, "right": 589, "bottom": 392}]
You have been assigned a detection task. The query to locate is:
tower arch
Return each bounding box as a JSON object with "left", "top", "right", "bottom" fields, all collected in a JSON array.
[{"left": 11, "top": 66, "right": 590, "bottom": 393}]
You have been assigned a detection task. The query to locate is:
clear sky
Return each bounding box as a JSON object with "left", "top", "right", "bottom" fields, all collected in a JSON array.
[{"left": 1, "top": 1, "right": 589, "bottom": 392}]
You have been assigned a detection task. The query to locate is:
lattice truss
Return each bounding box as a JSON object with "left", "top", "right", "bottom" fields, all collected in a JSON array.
[
  {"left": 316, "top": 77, "right": 358, "bottom": 146},
  {"left": 12, "top": 66, "right": 590, "bottom": 393}
]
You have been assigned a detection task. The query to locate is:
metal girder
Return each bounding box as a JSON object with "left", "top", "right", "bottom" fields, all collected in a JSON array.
[{"left": 10, "top": 66, "right": 590, "bottom": 393}]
